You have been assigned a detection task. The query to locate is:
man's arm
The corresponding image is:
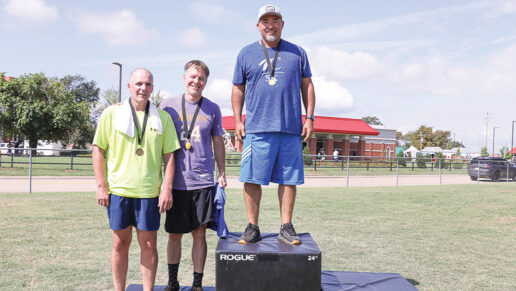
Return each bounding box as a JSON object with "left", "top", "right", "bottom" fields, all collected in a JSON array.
[
  {"left": 92, "top": 145, "right": 110, "bottom": 207},
  {"left": 159, "top": 152, "right": 175, "bottom": 214},
  {"left": 231, "top": 84, "right": 246, "bottom": 141},
  {"left": 301, "top": 77, "right": 315, "bottom": 142},
  {"left": 212, "top": 135, "right": 227, "bottom": 188}
]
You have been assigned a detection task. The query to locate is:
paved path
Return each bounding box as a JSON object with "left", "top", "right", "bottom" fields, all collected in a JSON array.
[{"left": 0, "top": 174, "right": 486, "bottom": 193}]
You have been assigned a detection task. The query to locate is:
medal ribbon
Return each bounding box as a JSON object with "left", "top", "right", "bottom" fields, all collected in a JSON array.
[
  {"left": 260, "top": 39, "right": 281, "bottom": 79},
  {"left": 129, "top": 98, "right": 150, "bottom": 148},
  {"left": 181, "top": 94, "right": 203, "bottom": 141}
]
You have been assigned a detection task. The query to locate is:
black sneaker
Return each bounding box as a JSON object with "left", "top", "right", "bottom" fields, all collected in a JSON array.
[
  {"left": 278, "top": 223, "right": 301, "bottom": 245},
  {"left": 238, "top": 223, "right": 262, "bottom": 244},
  {"left": 163, "top": 282, "right": 180, "bottom": 291},
  {"left": 191, "top": 287, "right": 203, "bottom": 291}
]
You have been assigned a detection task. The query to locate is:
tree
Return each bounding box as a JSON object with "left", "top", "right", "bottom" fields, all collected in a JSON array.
[
  {"left": 407, "top": 125, "right": 453, "bottom": 150},
  {"left": 433, "top": 130, "right": 452, "bottom": 149},
  {"left": 361, "top": 116, "right": 383, "bottom": 126},
  {"left": 0, "top": 73, "right": 88, "bottom": 152},
  {"left": 480, "top": 147, "right": 488, "bottom": 157},
  {"left": 92, "top": 87, "right": 119, "bottom": 121},
  {"left": 409, "top": 126, "right": 433, "bottom": 150},
  {"left": 59, "top": 75, "right": 100, "bottom": 148}
]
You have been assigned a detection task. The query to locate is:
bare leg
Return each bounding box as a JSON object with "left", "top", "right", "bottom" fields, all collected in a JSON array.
[
  {"left": 243, "top": 183, "right": 262, "bottom": 224},
  {"left": 111, "top": 226, "right": 132, "bottom": 291},
  {"left": 167, "top": 233, "right": 183, "bottom": 264},
  {"left": 191, "top": 225, "right": 207, "bottom": 273},
  {"left": 278, "top": 185, "right": 296, "bottom": 224},
  {"left": 136, "top": 229, "right": 158, "bottom": 291}
]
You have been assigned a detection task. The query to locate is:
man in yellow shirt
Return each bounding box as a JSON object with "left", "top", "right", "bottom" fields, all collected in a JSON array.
[{"left": 92, "top": 68, "right": 180, "bottom": 291}]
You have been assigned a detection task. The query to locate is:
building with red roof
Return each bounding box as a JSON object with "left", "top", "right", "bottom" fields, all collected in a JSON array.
[{"left": 222, "top": 115, "right": 397, "bottom": 157}]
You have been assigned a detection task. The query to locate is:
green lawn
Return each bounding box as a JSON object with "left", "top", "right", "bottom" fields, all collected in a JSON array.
[
  {"left": 1, "top": 154, "right": 470, "bottom": 177},
  {"left": 1, "top": 184, "right": 514, "bottom": 290}
]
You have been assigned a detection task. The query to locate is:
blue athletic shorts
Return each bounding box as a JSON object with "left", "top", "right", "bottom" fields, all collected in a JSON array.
[
  {"left": 239, "top": 132, "right": 304, "bottom": 185},
  {"left": 107, "top": 194, "right": 160, "bottom": 231}
]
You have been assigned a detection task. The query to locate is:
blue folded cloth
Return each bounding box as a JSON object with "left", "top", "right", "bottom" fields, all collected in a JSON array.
[{"left": 208, "top": 183, "right": 229, "bottom": 238}]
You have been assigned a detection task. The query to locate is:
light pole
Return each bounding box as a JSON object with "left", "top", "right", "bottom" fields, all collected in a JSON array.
[
  {"left": 511, "top": 120, "right": 516, "bottom": 157},
  {"left": 492, "top": 126, "right": 499, "bottom": 157},
  {"left": 112, "top": 62, "right": 122, "bottom": 103}
]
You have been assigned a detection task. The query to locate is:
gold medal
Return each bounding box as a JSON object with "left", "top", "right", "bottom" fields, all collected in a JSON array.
[
  {"left": 136, "top": 148, "right": 144, "bottom": 156},
  {"left": 268, "top": 78, "right": 277, "bottom": 86},
  {"left": 185, "top": 141, "right": 192, "bottom": 150}
]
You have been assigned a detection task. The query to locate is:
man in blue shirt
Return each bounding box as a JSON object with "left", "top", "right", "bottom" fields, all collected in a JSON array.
[{"left": 231, "top": 4, "right": 316, "bottom": 245}]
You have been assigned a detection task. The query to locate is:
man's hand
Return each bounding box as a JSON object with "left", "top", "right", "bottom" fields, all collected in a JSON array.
[
  {"left": 96, "top": 185, "right": 110, "bottom": 207},
  {"left": 158, "top": 190, "right": 173, "bottom": 214},
  {"left": 218, "top": 174, "right": 227, "bottom": 188},
  {"left": 235, "top": 121, "right": 246, "bottom": 141},
  {"left": 302, "top": 119, "right": 314, "bottom": 142}
]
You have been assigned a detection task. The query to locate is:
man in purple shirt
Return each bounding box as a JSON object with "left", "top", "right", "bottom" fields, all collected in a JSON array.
[{"left": 160, "top": 60, "right": 227, "bottom": 291}]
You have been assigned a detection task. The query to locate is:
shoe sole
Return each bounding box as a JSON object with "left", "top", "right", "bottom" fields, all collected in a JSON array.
[
  {"left": 238, "top": 237, "right": 262, "bottom": 244},
  {"left": 277, "top": 236, "right": 301, "bottom": 245}
]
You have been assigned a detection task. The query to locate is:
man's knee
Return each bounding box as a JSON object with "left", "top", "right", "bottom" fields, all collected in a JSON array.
[
  {"left": 137, "top": 231, "right": 157, "bottom": 250},
  {"left": 191, "top": 226, "right": 207, "bottom": 241}
]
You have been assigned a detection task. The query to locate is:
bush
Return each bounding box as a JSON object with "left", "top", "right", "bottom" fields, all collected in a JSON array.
[
  {"left": 396, "top": 151, "right": 406, "bottom": 167},
  {"left": 452, "top": 159, "right": 464, "bottom": 169},
  {"left": 303, "top": 146, "right": 312, "bottom": 166},
  {"left": 434, "top": 152, "right": 448, "bottom": 169},
  {"left": 416, "top": 153, "right": 427, "bottom": 169}
]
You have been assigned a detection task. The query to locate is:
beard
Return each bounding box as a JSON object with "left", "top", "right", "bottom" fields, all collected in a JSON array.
[{"left": 265, "top": 35, "right": 278, "bottom": 42}]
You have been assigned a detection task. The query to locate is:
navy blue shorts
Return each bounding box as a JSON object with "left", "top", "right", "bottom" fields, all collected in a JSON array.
[{"left": 107, "top": 194, "right": 160, "bottom": 231}]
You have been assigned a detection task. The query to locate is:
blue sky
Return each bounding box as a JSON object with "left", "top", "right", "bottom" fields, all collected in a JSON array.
[{"left": 1, "top": 0, "right": 516, "bottom": 153}]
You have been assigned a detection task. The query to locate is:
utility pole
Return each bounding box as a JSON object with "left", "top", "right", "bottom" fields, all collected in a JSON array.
[
  {"left": 492, "top": 126, "right": 499, "bottom": 157},
  {"left": 485, "top": 113, "right": 492, "bottom": 150},
  {"left": 512, "top": 121, "right": 515, "bottom": 159}
]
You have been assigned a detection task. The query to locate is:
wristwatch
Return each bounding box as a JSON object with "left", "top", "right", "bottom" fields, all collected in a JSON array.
[{"left": 306, "top": 115, "right": 315, "bottom": 121}]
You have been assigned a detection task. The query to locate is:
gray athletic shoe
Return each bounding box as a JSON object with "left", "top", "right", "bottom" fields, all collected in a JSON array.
[
  {"left": 238, "top": 223, "right": 262, "bottom": 244},
  {"left": 278, "top": 222, "right": 301, "bottom": 245},
  {"left": 191, "top": 286, "right": 203, "bottom": 291}
]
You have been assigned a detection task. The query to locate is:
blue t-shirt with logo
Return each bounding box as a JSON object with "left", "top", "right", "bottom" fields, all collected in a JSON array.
[{"left": 232, "top": 39, "right": 312, "bottom": 135}]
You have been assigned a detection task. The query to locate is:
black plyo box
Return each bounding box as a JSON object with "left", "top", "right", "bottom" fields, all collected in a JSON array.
[{"left": 215, "top": 232, "right": 321, "bottom": 291}]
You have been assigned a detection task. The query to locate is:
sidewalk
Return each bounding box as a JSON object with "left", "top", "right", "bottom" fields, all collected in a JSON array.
[{"left": 0, "top": 174, "right": 479, "bottom": 193}]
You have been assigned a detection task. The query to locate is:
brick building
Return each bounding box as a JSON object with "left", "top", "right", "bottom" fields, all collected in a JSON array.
[{"left": 222, "top": 115, "right": 397, "bottom": 158}]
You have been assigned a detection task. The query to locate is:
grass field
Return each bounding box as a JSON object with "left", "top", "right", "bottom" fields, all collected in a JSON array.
[
  {"left": 0, "top": 154, "right": 469, "bottom": 177},
  {"left": 1, "top": 184, "right": 514, "bottom": 290}
]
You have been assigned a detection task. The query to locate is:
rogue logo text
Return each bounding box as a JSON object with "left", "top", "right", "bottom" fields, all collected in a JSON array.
[{"left": 219, "top": 254, "right": 257, "bottom": 261}]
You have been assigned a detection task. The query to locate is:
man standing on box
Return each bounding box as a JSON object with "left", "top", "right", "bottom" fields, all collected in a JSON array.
[
  {"left": 93, "top": 68, "right": 180, "bottom": 291},
  {"left": 160, "top": 60, "right": 227, "bottom": 291},
  {"left": 231, "top": 4, "right": 316, "bottom": 245}
]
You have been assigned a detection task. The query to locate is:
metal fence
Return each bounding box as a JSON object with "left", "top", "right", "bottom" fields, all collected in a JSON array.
[{"left": 1, "top": 148, "right": 514, "bottom": 193}]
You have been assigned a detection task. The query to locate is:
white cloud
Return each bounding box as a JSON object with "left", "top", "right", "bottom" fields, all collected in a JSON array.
[
  {"left": 311, "top": 76, "right": 354, "bottom": 115},
  {"left": 188, "top": 0, "right": 237, "bottom": 24},
  {"left": 204, "top": 78, "right": 233, "bottom": 115},
  {"left": 69, "top": 10, "right": 157, "bottom": 46},
  {"left": 177, "top": 27, "right": 208, "bottom": 48},
  {"left": 4, "top": 0, "right": 57, "bottom": 23},
  {"left": 309, "top": 46, "right": 384, "bottom": 81}
]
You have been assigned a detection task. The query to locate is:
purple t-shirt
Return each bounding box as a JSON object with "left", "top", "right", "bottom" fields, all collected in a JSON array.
[{"left": 160, "top": 95, "right": 224, "bottom": 190}]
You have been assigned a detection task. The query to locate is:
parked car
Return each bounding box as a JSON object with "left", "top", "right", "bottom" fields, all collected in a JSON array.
[
  {"left": 467, "top": 157, "right": 516, "bottom": 181},
  {"left": 0, "top": 142, "right": 9, "bottom": 154}
]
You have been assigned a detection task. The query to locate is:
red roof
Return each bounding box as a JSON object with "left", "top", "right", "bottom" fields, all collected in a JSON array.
[
  {"left": 222, "top": 115, "right": 379, "bottom": 136},
  {"left": 509, "top": 147, "right": 516, "bottom": 154},
  {"left": 3, "top": 76, "right": 15, "bottom": 81}
]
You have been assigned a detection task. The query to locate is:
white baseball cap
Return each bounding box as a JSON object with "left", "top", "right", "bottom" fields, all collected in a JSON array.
[{"left": 257, "top": 4, "right": 282, "bottom": 21}]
